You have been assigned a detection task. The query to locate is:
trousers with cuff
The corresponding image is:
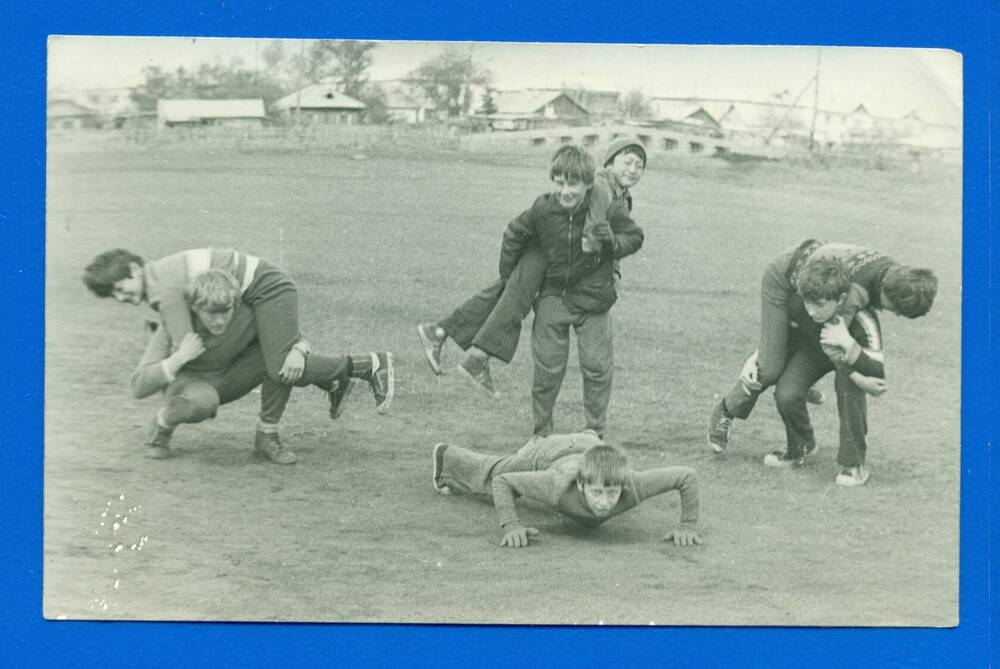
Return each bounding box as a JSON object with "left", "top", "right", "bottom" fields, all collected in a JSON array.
[{"left": 439, "top": 243, "right": 545, "bottom": 363}]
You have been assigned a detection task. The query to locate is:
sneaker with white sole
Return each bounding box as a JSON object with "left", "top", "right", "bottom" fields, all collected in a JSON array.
[
  {"left": 456, "top": 356, "right": 499, "bottom": 398},
  {"left": 416, "top": 322, "right": 446, "bottom": 375},
  {"left": 708, "top": 398, "right": 732, "bottom": 453},
  {"left": 763, "top": 450, "right": 804, "bottom": 467},
  {"left": 835, "top": 465, "right": 870, "bottom": 487},
  {"left": 432, "top": 442, "right": 452, "bottom": 495}
]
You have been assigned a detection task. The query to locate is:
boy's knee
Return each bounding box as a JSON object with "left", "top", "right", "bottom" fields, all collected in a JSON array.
[
  {"left": 171, "top": 385, "right": 220, "bottom": 423},
  {"left": 774, "top": 385, "right": 806, "bottom": 412}
]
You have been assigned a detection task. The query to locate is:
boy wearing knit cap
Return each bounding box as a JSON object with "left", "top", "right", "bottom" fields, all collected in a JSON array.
[
  {"left": 431, "top": 431, "right": 701, "bottom": 549},
  {"left": 417, "top": 137, "right": 647, "bottom": 397}
]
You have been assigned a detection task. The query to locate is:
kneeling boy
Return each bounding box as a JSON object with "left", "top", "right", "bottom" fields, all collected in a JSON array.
[{"left": 431, "top": 431, "right": 701, "bottom": 548}]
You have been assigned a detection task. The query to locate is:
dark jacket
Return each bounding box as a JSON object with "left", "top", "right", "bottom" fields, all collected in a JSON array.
[{"left": 498, "top": 191, "right": 644, "bottom": 314}]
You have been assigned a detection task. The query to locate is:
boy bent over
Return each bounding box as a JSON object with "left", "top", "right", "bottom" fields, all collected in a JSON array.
[
  {"left": 132, "top": 270, "right": 392, "bottom": 463},
  {"left": 712, "top": 258, "right": 891, "bottom": 486},
  {"left": 431, "top": 431, "right": 701, "bottom": 548}
]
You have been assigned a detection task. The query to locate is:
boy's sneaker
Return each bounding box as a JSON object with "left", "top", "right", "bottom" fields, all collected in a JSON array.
[
  {"left": 707, "top": 398, "right": 732, "bottom": 453},
  {"left": 456, "top": 356, "right": 499, "bottom": 398},
  {"left": 432, "top": 442, "right": 452, "bottom": 495},
  {"left": 253, "top": 431, "right": 297, "bottom": 465},
  {"left": 328, "top": 377, "right": 358, "bottom": 420},
  {"left": 835, "top": 465, "right": 870, "bottom": 487},
  {"left": 144, "top": 419, "right": 175, "bottom": 460},
  {"left": 763, "top": 449, "right": 804, "bottom": 467},
  {"left": 806, "top": 386, "right": 825, "bottom": 405},
  {"left": 361, "top": 352, "right": 394, "bottom": 414},
  {"left": 416, "top": 323, "right": 446, "bottom": 375}
]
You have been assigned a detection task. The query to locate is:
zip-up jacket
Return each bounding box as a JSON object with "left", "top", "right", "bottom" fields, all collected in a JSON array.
[{"left": 498, "top": 191, "right": 644, "bottom": 314}]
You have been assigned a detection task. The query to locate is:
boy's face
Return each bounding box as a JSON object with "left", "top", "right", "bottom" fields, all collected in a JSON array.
[
  {"left": 193, "top": 305, "right": 235, "bottom": 335},
  {"left": 552, "top": 174, "right": 590, "bottom": 212},
  {"left": 803, "top": 295, "right": 846, "bottom": 323},
  {"left": 577, "top": 480, "right": 623, "bottom": 517},
  {"left": 110, "top": 262, "right": 145, "bottom": 305},
  {"left": 878, "top": 289, "right": 898, "bottom": 315},
  {"left": 607, "top": 151, "right": 644, "bottom": 189}
]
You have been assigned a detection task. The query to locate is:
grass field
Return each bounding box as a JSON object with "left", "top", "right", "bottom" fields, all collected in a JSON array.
[{"left": 44, "top": 142, "right": 961, "bottom": 625}]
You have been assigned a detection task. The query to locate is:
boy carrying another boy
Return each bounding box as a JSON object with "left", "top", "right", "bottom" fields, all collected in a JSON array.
[
  {"left": 84, "top": 247, "right": 395, "bottom": 414},
  {"left": 417, "top": 138, "right": 647, "bottom": 397},
  {"left": 431, "top": 431, "right": 701, "bottom": 548},
  {"left": 709, "top": 248, "right": 934, "bottom": 486},
  {"left": 126, "top": 269, "right": 392, "bottom": 463},
  {"left": 498, "top": 145, "right": 644, "bottom": 437}
]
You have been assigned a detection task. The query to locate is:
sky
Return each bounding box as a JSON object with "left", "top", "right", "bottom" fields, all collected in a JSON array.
[{"left": 47, "top": 36, "right": 962, "bottom": 124}]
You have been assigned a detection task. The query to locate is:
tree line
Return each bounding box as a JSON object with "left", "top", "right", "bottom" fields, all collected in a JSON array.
[{"left": 130, "top": 40, "right": 655, "bottom": 122}]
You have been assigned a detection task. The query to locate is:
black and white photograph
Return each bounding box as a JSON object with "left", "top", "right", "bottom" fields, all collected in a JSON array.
[{"left": 44, "top": 37, "right": 962, "bottom": 625}]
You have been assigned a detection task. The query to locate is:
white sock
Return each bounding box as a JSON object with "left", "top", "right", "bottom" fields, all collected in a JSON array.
[
  {"left": 155, "top": 408, "right": 171, "bottom": 430},
  {"left": 257, "top": 421, "right": 280, "bottom": 434}
]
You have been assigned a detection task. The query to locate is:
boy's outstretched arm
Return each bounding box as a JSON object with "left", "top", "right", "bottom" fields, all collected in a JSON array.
[
  {"left": 490, "top": 470, "right": 559, "bottom": 548},
  {"left": 632, "top": 466, "right": 702, "bottom": 547},
  {"left": 497, "top": 200, "right": 541, "bottom": 280}
]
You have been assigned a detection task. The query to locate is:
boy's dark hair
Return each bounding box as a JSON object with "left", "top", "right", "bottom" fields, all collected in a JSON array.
[
  {"left": 797, "top": 257, "right": 851, "bottom": 302},
  {"left": 882, "top": 265, "right": 937, "bottom": 318},
  {"left": 550, "top": 145, "right": 596, "bottom": 185},
  {"left": 83, "top": 249, "right": 145, "bottom": 297},
  {"left": 577, "top": 444, "right": 628, "bottom": 488}
]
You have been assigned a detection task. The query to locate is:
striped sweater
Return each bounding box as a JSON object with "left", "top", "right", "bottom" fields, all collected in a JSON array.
[{"left": 143, "top": 248, "right": 260, "bottom": 345}]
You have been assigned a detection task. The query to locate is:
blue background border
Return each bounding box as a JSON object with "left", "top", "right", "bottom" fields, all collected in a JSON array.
[{"left": 4, "top": 1, "right": 993, "bottom": 666}]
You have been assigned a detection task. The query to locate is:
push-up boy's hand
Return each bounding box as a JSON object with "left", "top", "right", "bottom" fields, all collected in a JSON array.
[
  {"left": 500, "top": 525, "right": 540, "bottom": 548},
  {"left": 663, "top": 527, "right": 703, "bottom": 547}
]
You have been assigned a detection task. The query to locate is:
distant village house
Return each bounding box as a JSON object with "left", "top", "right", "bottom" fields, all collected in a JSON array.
[
  {"left": 47, "top": 99, "right": 100, "bottom": 130},
  {"left": 157, "top": 99, "right": 267, "bottom": 129},
  {"left": 481, "top": 89, "right": 590, "bottom": 130},
  {"left": 272, "top": 84, "right": 365, "bottom": 125}
]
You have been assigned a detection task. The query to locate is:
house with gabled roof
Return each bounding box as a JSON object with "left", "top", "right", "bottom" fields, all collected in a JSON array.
[
  {"left": 376, "top": 82, "right": 437, "bottom": 124},
  {"left": 272, "top": 84, "right": 365, "bottom": 125},
  {"left": 482, "top": 89, "right": 590, "bottom": 130},
  {"left": 157, "top": 99, "right": 267, "bottom": 128},
  {"left": 47, "top": 99, "right": 100, "bottom": 130}
]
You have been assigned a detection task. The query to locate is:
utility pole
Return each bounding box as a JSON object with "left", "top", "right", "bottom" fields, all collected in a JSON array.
[{"left": 808, "top": 47, "right": 822, "bottom": 152}]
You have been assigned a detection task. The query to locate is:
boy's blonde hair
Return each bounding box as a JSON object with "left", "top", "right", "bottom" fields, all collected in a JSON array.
[
  {"left": 187, "top": 269, "right": 240, "bottom": 313},
  {"left": 577, "top": 444, "right": 628, "bottom": 488}
]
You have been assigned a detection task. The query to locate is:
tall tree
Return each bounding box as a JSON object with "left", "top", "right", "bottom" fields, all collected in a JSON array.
[
  {"left": 291, "top": 40, "right": 335, "bottom": 84},
  {"left": 620, "top": 88, "right": 653, "bottom": 121},
  {"left": 358, "top": 83, "right": 389, "bottom": 124},
  {"left": 405, "top": 48, "right": 492, "bottom": 117},
  {"left": 480, "top": 87, "right": 498, "bottom": 115},
  {"left": 322, "top": 40, "right": 378, "bottom": 99}
]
